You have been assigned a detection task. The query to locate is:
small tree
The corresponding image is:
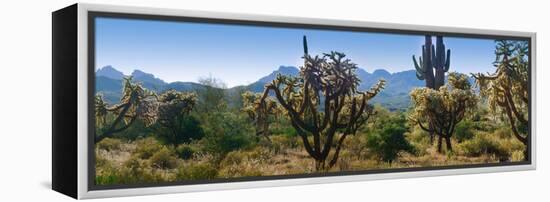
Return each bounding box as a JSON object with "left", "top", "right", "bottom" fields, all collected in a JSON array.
[
  {"left": 260, "top": 36, "right": 385, "bottom": 171},
  {"left": 241, "top": 91, "right": 281, "bottom": 142},
  {"left": 472, "top": 40, "right": 529, "bottom": 159},
  {"left": 366, "top": 114, "right": 414, "bottom": 164},
  {"left": 95, "top": 77, "right": 158, "bottom": 142},
  {"left": 156, "top": 90, "right": 202, "bottom": 146},
  {"left": 197, "top": 75, "right": 227, "bottom": 115},
  {"left": 409, "top": 72, "right": 477, "bottom": 152}
]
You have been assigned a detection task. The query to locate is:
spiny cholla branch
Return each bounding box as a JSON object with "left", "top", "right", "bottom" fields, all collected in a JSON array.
[{"left": 259, "top": 35, "right": 385, "bottom": 170}]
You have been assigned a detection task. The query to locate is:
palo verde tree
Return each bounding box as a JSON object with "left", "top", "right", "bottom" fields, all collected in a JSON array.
[
  {"left": 156, "top": 90, "right": 202, "bottom": 146},
  {"left": 241, "top": 91, "right": 281, "bottom": 142},
  {"left": 409, "top": 72, "right": 477, "bottom": 153},
  {"left": 412, "top": 35, "right": 451, "bottom": 144},
  {"left": 472, "top": 40, "right": 529, "bottom": 153},
  {"left": 260, "top": 36, "right": 385, "bottom": 171},
  {"left": 196, "top": 75, "right": 227, "bottom": 115},
  {"left": 95, "top": 77, "right": 159, "bottom": 142}
]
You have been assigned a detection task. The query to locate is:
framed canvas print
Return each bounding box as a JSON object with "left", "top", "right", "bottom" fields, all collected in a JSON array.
[{"left": 52, "top": 3, "right": 536, "bottom": 199}]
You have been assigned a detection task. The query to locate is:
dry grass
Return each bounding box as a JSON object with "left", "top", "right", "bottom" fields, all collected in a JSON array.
[{"left": 95, "top": 132, "right": 524, "bottom": 185}]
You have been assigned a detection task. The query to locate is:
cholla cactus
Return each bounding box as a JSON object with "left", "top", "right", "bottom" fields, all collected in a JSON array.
[
  {"left": 156, "top": 90, "right": 198, "bottom": 145},
  {"left": 409, "top": 72, "right": 477, "bottom": 153},
  {"left": 95, "top": 77, "right": 158, "bottom": 142},
  {"left": 472, "top": 40, "right": 529, "bottom": 153},
  {"left": 241, "top": 91, "right": 281, "bottom": 142},
  {"left": 259, "top": 36, "right": 385, "bottom": 171}
]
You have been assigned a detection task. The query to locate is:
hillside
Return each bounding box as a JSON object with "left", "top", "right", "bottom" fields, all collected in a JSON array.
[{"left": 94, "top": 65, "right": 439, "bottom": 110}]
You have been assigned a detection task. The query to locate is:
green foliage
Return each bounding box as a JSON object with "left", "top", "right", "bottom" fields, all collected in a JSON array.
[
  {"left": 149, "top": 147, "right": 179, "bottom": 169},
  {"left": 366, "top": 115, "right": 414, "bottom": 163},
  {"left": 196, "top": 75, "right": 227, "bottom": 114},
  {"left": 269, "top": 118, "right": 298, "bottom": 137},
  {"left": 176, "top": 144, "right": 196, "bottom": 160},
  {"left": 454, "top": 120, "right": 475, "bottom": 143},
  {"left": 201, "top": 112, "right": 256, "bottom": 156},
  {"left": 111, "top": 119, "right": 155, "bottom": 140},
  {"left": 220, "top": 151, "right": 245, "bottom": 167},
  {"left": 459, "top": 131, "right": 525, "bottom": 161},
  {"left": 156, "top": 115, "right": 205, "bottom": 146},
  {"left": 156, "top": 90, "right": 202, "bottom": 146},
  {"left": 96, "top": 138, "right": 123, "bottom": 151},
  {"left": 406, "top": 127, "right": 430, "bottom": 156},
  {"left": 176, "top": 163, "right": 218, "bottom": 180},
  {"left": 460, "top": 133, "right": 504, "bottom": 158},
  {"left": 341, "top": 136, "right": 367, "bottom": 159},
  {"left": 96, "top": 155, "right": 165, "bottom": 185},
  {"left": 134, "top": 137, "right": 163, "bottom": 159}
]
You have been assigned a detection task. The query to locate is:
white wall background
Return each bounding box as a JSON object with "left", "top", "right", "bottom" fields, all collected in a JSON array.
[{"left": 0, "top": 0, "right": 547, "bottom": 201}]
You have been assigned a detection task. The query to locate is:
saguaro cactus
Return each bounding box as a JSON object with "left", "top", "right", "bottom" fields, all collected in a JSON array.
[
  {"left": 433, "top": 36, "right": 451, "bottom": 89},
  {"left": 412, "top": 35, "right": 451, "bottom": 144},
  {"left": 413, "top": 35, "right": 435, "bottom": 88},
  {"left": 412, "top": 35, "right": 451, "bottom": 90}
]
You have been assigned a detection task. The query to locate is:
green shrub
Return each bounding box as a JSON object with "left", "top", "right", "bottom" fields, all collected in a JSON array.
[
  {"left": 454, "top": 120, "right": 475, "bottom": 143},
  {"left": 220, "top": 151, "right": 245, "bottom": 167},
  {"left": 176, "top": 144, "right": 196, "bottom": 160},
  {"left": 134, "top": 137, "right": 163, "bottom": 159},
  {"left": 406, "top": 127, "right": 430, "bottom": 156},
  {"left": 459, "top": 131, "right": 525, "bottom": 160},
  {"left": 270, "top": 121, "right": 298, "bottom": 137},
  {"left": 493, "top": 128, "right": 513, "bottom": 139},
  {"left": 460, "top": 133, "right": 502, "bottom": 158},
  {"left": 96, "top": 155, "right": 165, "bottom": 185},
  {"left": 342, "top": 136, "right": 366, "bottom": 158},
  {"left": 176, "top": 163, "right": 218, "bottom": 180},
  {"left": 156, "top": 115, "right": 205, "bottom": 146},
  {"left": 366, "top": 115, "right": 414, "bottom": 163},
  {"left": 113, "top": 119, "right": 154, "bottom": 140},
  {"left": 96, "top": 138, "right": 123, "bottom": 151},
  {"left": 149, "top": 147, "right": 179, "bottom": 169},
  {"left": 201, "top": 112, "right": 256, "bottom": 155},
  {"left": 219, "top": 132, "right": 253, "bottom": 153}
]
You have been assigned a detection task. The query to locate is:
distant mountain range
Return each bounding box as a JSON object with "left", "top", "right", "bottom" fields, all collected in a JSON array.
[{"left": 95, "top": 65, "right": 447, "bottom": 110}]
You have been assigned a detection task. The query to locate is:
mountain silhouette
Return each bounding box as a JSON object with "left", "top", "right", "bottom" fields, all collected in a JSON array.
[
  {"left": 94, "top": 65, "right": 432, "bottom": 110},
  {"left": 96, "top": 65, "right": 124, "bottom": 80}
]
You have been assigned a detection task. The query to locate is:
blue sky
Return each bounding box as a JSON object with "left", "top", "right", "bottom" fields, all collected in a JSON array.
[{"left": 95, "top": 17, "right": 500, "bottom": 87}]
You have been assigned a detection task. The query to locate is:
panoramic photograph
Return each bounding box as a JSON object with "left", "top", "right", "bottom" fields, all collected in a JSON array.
[{"left": 92, "top": 17, "right": 530, "bottom": 186}]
